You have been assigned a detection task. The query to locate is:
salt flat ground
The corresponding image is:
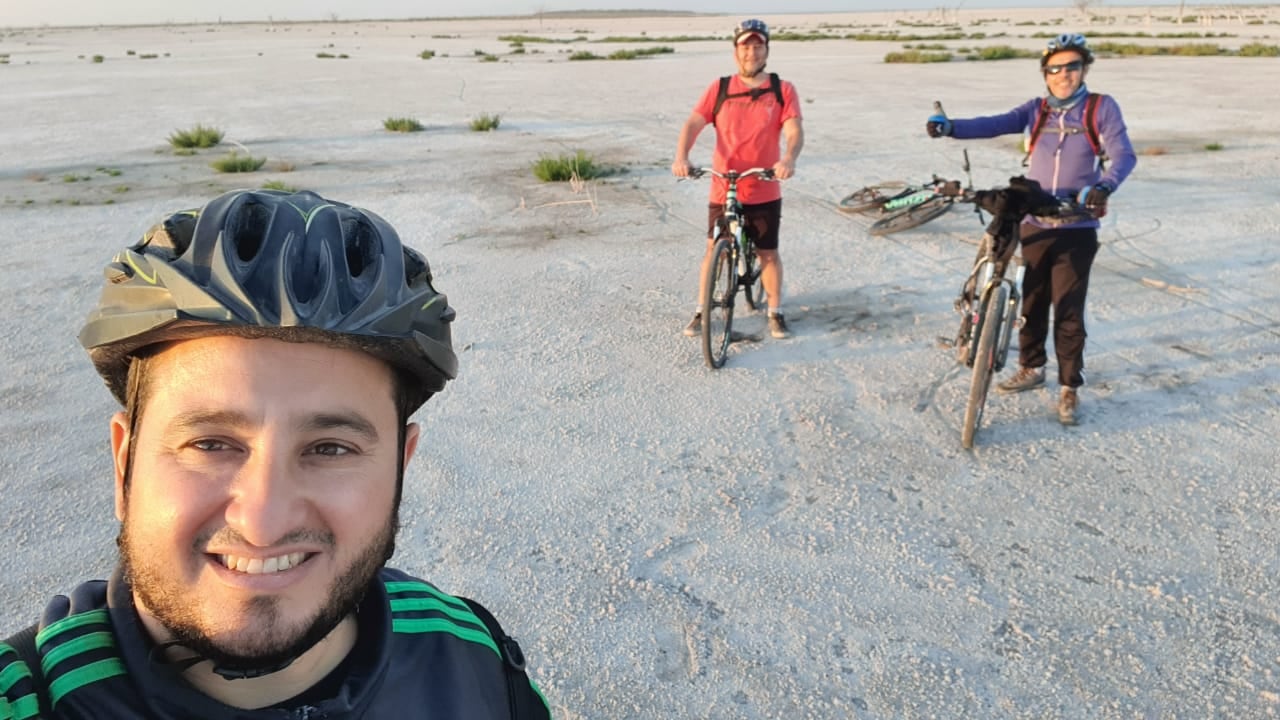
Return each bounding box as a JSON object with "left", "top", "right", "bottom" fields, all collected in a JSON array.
[{"left": 2, "top": 7, "right": 1280, "bottom": 718}]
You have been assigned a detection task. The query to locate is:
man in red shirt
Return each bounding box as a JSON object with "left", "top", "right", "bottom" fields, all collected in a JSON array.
[{"left": 672, "top": 18, "right": 805, "bottom": 339}]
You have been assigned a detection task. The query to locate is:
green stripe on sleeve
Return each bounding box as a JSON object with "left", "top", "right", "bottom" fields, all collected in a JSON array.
[
  {"left": 390, "top": 618, "right": 500, "bottom": 657},
  {"left": 383, "top": 582, "right": 468, "bottom": 611},
  {"left": 388, "top": 596, "right": 485, "bottom": 627},
  {"left": 35, "top": 610, "right": 111, "bottom": 651},
  {"left": 48, "top": 658, "right": 127, "bottom": 707},
  {"left": 0, "top": 657, "right": 33, "bottom": 695},
  {"left": 40, "top": 632, "right": 116, "bottom": 675},
  {"left": 9, "top": 694, "right": 42, "bottom": 720}
]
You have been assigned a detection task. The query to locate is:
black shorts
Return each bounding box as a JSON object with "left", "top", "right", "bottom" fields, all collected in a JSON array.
[{"left": 707, "top": 198, "right": 782, "bottom": 251}]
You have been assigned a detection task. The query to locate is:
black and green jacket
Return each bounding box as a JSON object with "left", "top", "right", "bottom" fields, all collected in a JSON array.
[{"left": 0, "top": 567, "right": 551, "bottom": 719}]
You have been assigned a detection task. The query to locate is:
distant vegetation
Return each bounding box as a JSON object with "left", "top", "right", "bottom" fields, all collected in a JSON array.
[
  {"left": 169, "top": 124, "right": 224, "bottom": 150},
  {"left": 383, "top": 117, "right": 424, "bottom": 132},
  {"left": 470, "top": 113, "right": 501, "bottom": 132},
  {"left": 884, "top": 50, "right": 952, "bottom": 63},
  {"left": 210, "top": 153, "right": 266, "bottom": 173},
  {"left": 532, "top": 150, "right": 611, "bottom": 182}
]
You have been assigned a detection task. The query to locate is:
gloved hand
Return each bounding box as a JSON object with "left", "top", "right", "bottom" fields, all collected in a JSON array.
[
  {"left": 925, "top": 114, "right": 953, "bottom": 138},
  {"left": 1077, "top": 182, "right": 1113, "bottom": 216}
]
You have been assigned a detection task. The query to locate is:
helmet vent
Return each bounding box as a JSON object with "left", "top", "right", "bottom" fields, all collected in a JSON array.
[
  {"left": 342, "top": 216, "right": 379, "bottom": 278},
  {"left": 229, "top": 200, "right": 273, "bottom": 263}
]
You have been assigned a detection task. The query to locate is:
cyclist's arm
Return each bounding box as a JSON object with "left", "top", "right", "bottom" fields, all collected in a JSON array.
[
  {"left": 673, "top": 112, "right": 708, "bottom": 177},
  {"left": 775, "top": 116, "right": 804, "bottom": 180},
  {"left": 1096, "top": 95, "right": 1137, "bottom": 191},
  {"left": 950, "top": 97, "right": 1039, "bottom": 140}
]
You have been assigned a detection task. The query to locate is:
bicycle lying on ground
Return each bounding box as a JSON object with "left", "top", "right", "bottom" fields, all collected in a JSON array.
[
  {"left": 944, "top": 176, "right": 1088, "bottom": 448},
  {"left": 689, "top": 166, "right": 775, "bottom": 369},
  {"left": 837, "top": 149, "right": 975, "bottom": 236}
]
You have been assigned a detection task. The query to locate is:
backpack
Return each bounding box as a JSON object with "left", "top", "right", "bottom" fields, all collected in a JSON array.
[
  {"left": 711, "top": 72, "right": 783, "bottom": 125},
  {"left": 3, "top": 598, "right": 549, "bottom": 720},
  {"left": 1024, "top": 92, "right": 1108, "bottom": 169}
]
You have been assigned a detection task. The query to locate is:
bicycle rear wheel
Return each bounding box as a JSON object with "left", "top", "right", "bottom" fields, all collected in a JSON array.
[
  {"left": 961, "top": 286, "right": 1007, "bottom": 449},
  {"left": 701, "top": 236, "right": 736, "bottom": 369},
  {"left": 837, "top": 182, "right": 907, "bottom": 214},
  {"left": 743, "top": 246, "right": 765, "bottom": 311},
  {"left": 868, "top": 197, "right": 952, "bottom": 236}
]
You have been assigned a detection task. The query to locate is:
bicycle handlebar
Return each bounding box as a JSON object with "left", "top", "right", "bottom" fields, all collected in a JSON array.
[{"left": 689, "top": 167, "right": 776, "bottom": 182}]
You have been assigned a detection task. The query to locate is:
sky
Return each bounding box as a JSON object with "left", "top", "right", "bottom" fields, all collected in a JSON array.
[{"left": 0, "top": 1, "right": 1203, "bottom": 28}]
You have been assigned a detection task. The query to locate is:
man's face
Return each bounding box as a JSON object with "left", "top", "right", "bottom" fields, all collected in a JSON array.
[
  {"left": 112, "top": 335, "right": 418, "bottom": 671},
  {"left": 1043, "top": 49, "right": 1087, "bottom": 99},
  {"left": 735, "top": 35, "right": 768, "bottom": 77}
]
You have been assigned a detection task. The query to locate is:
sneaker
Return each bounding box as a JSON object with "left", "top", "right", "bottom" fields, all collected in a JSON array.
[
  {"left": 682, "top": 312, "right": 702, "bottom": 337},
  {"left": 996, "top": 366, "right": 1045, "bottom": 394},
  {"left": 768, "top": 313, "right": 791, "bottom": 339},
  {"left": 1058, "top": 387, "right": 1079, "bottom": 426}
]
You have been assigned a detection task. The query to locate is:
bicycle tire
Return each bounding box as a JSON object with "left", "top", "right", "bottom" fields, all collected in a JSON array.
[
  {"left": 837, "top": 182, "right": 907, "bottom": 214},
  {"left": 868, "top": 197, "right": 952, "bottom": 236},
  {"left": 961, "top": 285, "right": 1007, "bottom": 449},
  {"left": 701, "top": 236, "right": 736, "bottom": 369},
  {"left": 743, "top": 246, "right": 765, "bottom": 311}
]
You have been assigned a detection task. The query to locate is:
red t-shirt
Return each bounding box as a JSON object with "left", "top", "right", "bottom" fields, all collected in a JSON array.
[{"left": 692, "top": 74, "right": 802, "bottom": 204}]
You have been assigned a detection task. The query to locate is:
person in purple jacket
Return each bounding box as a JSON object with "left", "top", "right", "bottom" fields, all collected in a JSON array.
[{"left": 926, "top": 33, "right": 1136, "bottom": 425}]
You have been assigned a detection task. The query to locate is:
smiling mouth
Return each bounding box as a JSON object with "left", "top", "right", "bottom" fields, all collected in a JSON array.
[{"left": 217, "top": 552, "right": 311, "bottom": 575}]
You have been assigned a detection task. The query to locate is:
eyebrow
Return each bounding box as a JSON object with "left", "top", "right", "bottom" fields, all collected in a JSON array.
[{"left": 166, "top": 409, "right": 381, "bottom": 443}]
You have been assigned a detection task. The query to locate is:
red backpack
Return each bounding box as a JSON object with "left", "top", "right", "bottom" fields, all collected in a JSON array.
[{"left": 1024, "top": 93, "right": 1108, "bottom": 169}]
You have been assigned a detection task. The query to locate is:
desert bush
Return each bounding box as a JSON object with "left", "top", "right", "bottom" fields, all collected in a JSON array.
[
  {"left": 126, "top": 49, "right": 136, "bottom": 55},
  {"left": 139, "top": 53, "right": 158, "bottom": 59},
  {"left": 569, "top": 51, "right": 602, "bottom": 61},
  {"left": 419, "top": 49, "right": 435, "bottom": 59},
  {"left": 970, "top": 45, "right": 1036, "bottom": 60},
  {"left": 91, "top": 54, "right": 104, "bottom": 63},
  {"left": 383, "top": 117, "right": 424, "bottom": 132},
  {"left": 96, "top": 166, "right": 122, "bottom": 177},
  {"left": 594, "top": 35, "right": 717, "bottom": 43},
  {"left": 1169, "top": 43, "right": 1226, "bottom": 56},
  {"left": 884, "top": 50, "right": 952, "bottom": 63},
  {"left": 316, "top": 52, "right": 335, "bottom": 58},
  {"left": 479, "top": 53, "right": 499, "bottom": 62},
  {"left": 532, "top": 150, "right": 609, "bottom": 182},
  {"left": 169, "top": 124, "right": 224, "bottom": 149},
  {"left": 62, "top": 173, "right": 91, "bottom": 183},
  {"left": 210, "top": 152, "right": 267, "bottom": 173},
  {"left": 1204, "top": 142, "right": 1223, "bottom": 151},
  {"left": 470, "top": 113, "right": 501, "bottom": 132},
  {"left": 1238, "top": 42, "right": 1280, "bottom": 57},
  {"left": 261, "top": 180, "right": 298, "bottom": 191}
]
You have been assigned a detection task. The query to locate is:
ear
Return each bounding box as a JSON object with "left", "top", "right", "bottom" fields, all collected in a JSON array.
[
  {"left": 110, "top": 411, "right": 130, "bottom": 521},
  {"left": 402, "top": 423, "right": 421, "bottom": 469}
]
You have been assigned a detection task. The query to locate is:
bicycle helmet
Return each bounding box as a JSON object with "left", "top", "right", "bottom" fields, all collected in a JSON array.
[
  {"left": 733, "top": 18, "right": 769, "bottom": 45},
  {"left": 1041, "top": 33, "right": 1094, "bottom": 67},
  {"left": 79, "top": 189, "right": 457, "bottom": 412}
]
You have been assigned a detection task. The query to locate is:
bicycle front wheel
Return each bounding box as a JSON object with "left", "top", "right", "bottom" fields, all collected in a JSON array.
[
  {"left": 701, "top": 236, "right": 737, "bottom": 369},
  {"left": 837, "top": 182, "right": 906, "bottom": 214},
  {"left": 961, "top": 286, "right": 1008, "bottom": 449},
  {"left": 868, "top": 197, "right": 952, "bottom": 236}
]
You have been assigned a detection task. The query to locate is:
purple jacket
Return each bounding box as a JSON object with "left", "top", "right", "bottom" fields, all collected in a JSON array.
[{"left": 951, "top": 94, "right": 1136, "bottom": 229}]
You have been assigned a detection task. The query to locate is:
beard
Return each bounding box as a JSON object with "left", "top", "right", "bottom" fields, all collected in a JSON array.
[{"left": 119, "top": 511, "right": 398, "bottom": 676}]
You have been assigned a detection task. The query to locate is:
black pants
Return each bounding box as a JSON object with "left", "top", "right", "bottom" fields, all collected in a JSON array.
[{"left": 1017, "top": 223, "right": 1100, "bottom": 388}]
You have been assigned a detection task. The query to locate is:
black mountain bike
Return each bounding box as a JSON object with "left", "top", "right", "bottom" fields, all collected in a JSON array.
[
  {"left": 945, "top": 177, "right": 1083, "bottom": 448},
  {"left": 690, "top": 167, "right": 775, "bottom": 369}
]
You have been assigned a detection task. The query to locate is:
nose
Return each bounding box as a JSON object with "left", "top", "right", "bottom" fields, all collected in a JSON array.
[{"left": 224, "top": 450, "right": 310, "bottom": 547}]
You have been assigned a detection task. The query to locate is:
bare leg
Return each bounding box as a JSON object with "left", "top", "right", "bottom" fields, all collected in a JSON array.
[{"left": 758, "top": 249, "right": 783, "bottom": 311}]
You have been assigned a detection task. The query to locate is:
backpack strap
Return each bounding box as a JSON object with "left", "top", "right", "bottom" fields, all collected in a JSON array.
[
  {"left": 1024, "top": 93, "right": 1107, "bottom": 169},
  {"left": 1083, "top": 92, "right": 1108, "bottom": 169},
  {"left": 4, "top": 622, "right": 53, "bottom": 717},
  {"left": 458, "top": 597, "right": 550, "bottom": 720},
  {"left": 711, "top": 72, "right": 784, "bottom": 126}
]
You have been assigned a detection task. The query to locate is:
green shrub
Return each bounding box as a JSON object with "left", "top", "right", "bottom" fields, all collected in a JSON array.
[
  {"left": 261, "top": 179, "right": 298, "bottom": 191},
  {"left": 532, "top": 150, "right": 609, "bottom": 182},
  {"left": 169, "top": 124, "right": 224, "bottom": 149},
  {"left": 479, "top": 53, "right": 499, "bottom": 62},
  {"left": 1204, "top": 142, "right": 1223, "bottom": 151},
  {"left": 1238, "top": 42, "right": 1280, "bottom": 57},
  {"left": 95, "top": 166, "right": 122, "bottom": 177},
  {"left": 569, "top": 51, "right": 602, "bottom": 61},
  {"left": 126, "top": 49, "right": 136, "bottom": 55},
  {"left": 884, "top": 50, "right": 952, "bottom": 63},
  {"left": 383, "top": 117, "right": 424, "bottom": 132},
  {"left": 139, "top": 53, "right": 158, "bottom": 59},
  {"left": 91, "top": 54, "right": 104, "bottom": 63},
  {"left": 419, "top": 49, "right": 435, "bottom": 59},
  {"left": 316, "top": 52, "right": 335, "bottom": 58},
  {"left": 1169, "top": 43, "right": 1225, "bottom": 56},
  {"left": 469, "top": 113, "right": 501, "bottom": 132},
  {"left": 970, "top": 45, "right": 1036, "bottom": 61},
  {"left": 210, "top": 152, "right": 267, "bottom": 173},
  {"left": 62, "top": 173, "right": 91, "bottom": 183}
]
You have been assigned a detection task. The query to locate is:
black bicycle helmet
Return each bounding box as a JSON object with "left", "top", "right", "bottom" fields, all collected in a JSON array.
[
  {"left": 1041, "top": 33, "right": 1094, "bottom": 68},
  {"left": 79, "top": 189, "right": 457, "bottom": 412}
]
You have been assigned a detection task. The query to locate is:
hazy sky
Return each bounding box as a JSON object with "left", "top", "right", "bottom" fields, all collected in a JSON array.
[{"left": 1, "top": 1, "right": 1186, "bottom": 28}]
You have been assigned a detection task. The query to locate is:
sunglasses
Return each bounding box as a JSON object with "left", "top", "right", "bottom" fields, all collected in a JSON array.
[{"left": 1044, "top": 60, "right": 1084, "bottom": 75}]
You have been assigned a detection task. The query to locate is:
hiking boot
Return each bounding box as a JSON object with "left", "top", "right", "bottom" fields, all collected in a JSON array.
[
  {"left": 1058, "top": 387, "right": 1079, "bottom": 426},
  {"left": 768, "top": 313, "right": 791, "bottom": 339},
  {"left": 682, "top": 312, "right": 702, "bottom": 337},
  {"left": 996, "top": 366, "right": 1045, "bottom": 394}
]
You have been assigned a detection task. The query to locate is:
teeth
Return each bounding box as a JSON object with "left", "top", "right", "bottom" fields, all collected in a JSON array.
[{"left": 220, "top": 552, "right": 307, "bottom": 575}]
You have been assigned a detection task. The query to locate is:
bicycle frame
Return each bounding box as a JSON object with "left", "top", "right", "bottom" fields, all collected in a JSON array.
[{"left": 959, "top": 235, "right": 1024, "bottom": 371}]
